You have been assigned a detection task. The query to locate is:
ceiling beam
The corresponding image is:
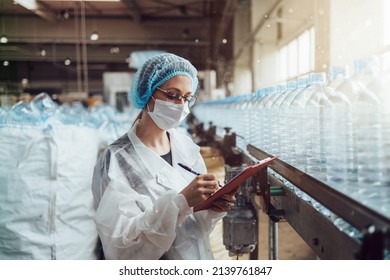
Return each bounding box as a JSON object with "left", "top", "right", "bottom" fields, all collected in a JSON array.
[
  {"left": 6, "top": 37, "right": 209, "bottom": 46},
  {"left": 121, "top": 0, "right": 142, "bottom": 22}
]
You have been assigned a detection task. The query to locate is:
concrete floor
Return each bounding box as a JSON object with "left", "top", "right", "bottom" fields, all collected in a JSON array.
[{"left": 201, "top": 147, "right": 317, "bottom": 260}]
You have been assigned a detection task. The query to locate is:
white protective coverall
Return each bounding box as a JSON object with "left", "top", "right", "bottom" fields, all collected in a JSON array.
[{"left": 92, "top": 122, "right": 225, "bottom": 259}]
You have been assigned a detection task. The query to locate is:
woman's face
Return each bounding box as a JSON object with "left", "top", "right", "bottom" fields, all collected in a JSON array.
[{"left": 147, "top": 75, "right": 193, "bottom": 112}]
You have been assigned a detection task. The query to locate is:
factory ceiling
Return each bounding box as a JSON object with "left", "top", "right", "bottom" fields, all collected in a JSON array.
[{"left": 1, "top": 0, "right": 240, "bottom": 89}]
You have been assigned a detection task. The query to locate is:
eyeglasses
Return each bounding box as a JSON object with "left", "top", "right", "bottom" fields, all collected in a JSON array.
[{"left": 156, "top": 87, "right": 197, "bottom": 108}]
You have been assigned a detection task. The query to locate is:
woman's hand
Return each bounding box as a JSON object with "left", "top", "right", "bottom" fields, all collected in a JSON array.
[
  {"left": 180, "top": 174, "right": 219, "bottom": 208},
  {"left": 210, "top": 188, "right": 239, "bottom": 212}
]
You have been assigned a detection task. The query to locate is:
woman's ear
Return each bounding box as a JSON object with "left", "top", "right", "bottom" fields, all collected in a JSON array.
[
  {"left": 131, "top": 111, "right": 143, "bottom": 127},
  {"left": 146, "top": 97, "right": 155, "bottom": 113}
]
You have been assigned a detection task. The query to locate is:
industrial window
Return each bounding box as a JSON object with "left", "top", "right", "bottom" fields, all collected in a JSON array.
[
  {"left": 383, "top": 0, "right": 390, "bottom": 71},
  {"left": 384, "top": 0, "right": 390, "bottom": 46},
  {"left": 278, "top": 27, "right": 315, "bottom": 82}
]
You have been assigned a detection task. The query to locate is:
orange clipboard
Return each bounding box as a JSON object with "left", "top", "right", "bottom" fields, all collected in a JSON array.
[{"left": 193, "top": 156, "right": 277, "bottom": 212}]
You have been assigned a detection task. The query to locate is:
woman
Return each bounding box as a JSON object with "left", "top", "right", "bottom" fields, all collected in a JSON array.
[{"left": 92, "top": 53, "right": 236, "bottom": 260}]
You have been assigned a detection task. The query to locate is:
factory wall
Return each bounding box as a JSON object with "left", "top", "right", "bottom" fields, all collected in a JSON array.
[
  {"left": 232, "top": 3, "right": 252, "bottom": 95},
  {"left": 232, "top": 0, "right": 384, "bottom": 94},
  {"left": 329, "top": 0, "right": 383, "bottom": 67}
]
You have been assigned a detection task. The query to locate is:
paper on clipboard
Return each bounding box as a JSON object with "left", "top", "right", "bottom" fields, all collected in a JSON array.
[{"left": 193, "top": 156, "right": 277, "bottom": 212}]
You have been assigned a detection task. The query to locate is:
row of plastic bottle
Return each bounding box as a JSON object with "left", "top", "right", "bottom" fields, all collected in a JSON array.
[
  {"left": 193, "top": 56, "right": 390, "bottom": 219},
  {"left": 0, "top": 92, "right": 138, "bottom": 145}
]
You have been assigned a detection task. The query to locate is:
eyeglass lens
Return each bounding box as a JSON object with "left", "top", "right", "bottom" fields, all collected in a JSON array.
[{"left": 158, "top": 88, "right": 197, "bottom": 107}]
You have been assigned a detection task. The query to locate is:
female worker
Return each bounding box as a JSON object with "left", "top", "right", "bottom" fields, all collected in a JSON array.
[{"left": 92, "top": 53, "right": 236, "bottom": 260}]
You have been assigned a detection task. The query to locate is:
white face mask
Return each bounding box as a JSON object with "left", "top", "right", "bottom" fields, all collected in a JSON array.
[{"left": 147, "top": 97, "right": 190, "bottom": 130}]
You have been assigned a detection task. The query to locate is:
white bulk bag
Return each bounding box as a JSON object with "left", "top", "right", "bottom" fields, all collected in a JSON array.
[{"left": 0, "top": 124, "right": 100, "bottom": 259}]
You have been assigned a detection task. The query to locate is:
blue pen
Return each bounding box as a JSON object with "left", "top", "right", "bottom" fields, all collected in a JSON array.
[{"left": 178, "top": 163, "right": 223, "bottom": 188}]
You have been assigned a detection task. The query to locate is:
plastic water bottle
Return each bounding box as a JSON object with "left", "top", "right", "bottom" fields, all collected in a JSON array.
[
  {"left": 358, "top": 58, "right": 390, "bottom": 188},
  {"left": 271, "top": 80, "right": 298, "bottom": 157},
  {"left": 327, "top": 74, "right": 358, "bottom": 186},
  {"left": 290, "top": 72, "right": 329, "bottom": 181},
  {"left": 59, "top": 102, "right": 89, "bottom": 125},
  {"left": 222, "top": 97, "right": 237, "bottom": 135},
  {"left": 10, "top": 100, "right": 42, "bottom": 125},
  {"left": 278, "top": 76, "right": 308, "bottom": 167},
  {"left": 266, "top": 83, "right": 287, "bottom": 156},
  {"left": 259, "top": 87, "right": 276, "bottom": 153},
  {"left": 244, "top": 92, "right": 258, "bottom": 145},
  {"left": 351, "top": 58, "right": 381, "bottom": 187},
  {"left": 328, "top": 66, "right": 351, "bottom": 89},
  {"left": 242, "top": 93, "right": 256, "bottom": 148},
  {"left": 250, "top": 89, "right": 267, "bottom": 149},
  {"left": 230, "top": 95, "right": 246, "bottom": 144},
  {"left": 30, "top": 92, "right": 59, "bottom": 121},
  {"left": 324, "top": 66, "right": 352, "bottom": 188},
  {"left": 378, "top": 74, "right": 390, "bottom": 188}
]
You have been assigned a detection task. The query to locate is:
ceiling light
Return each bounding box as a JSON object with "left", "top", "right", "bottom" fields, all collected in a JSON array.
[
  {"left": 90, "top": 31, "right": 99, "bottom": 41},
  {"left": 0, "top": 35, "right": 8, "bottom": 44},
  {"left": 60, "top": 10, "right": 70, "bottom": 20},
  {"left": 3, "top": 61, "right": 9, "bottom": 66},
  {"left": 21, "top": 78, "right": 29, "bottom": 88},
  {"left": 64, "top": 57, "right": 71, "bottom": 66},
  {"left": 110, "top": 47, "right": 120, "bottom": 54},
  {"left": 39, "top": 48, "right": 46, "bottom": 57}
]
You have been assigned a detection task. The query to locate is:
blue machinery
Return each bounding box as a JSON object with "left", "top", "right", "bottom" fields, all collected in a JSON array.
[{"left": 187, "top": 117, "right": 390, "bottom": 259}]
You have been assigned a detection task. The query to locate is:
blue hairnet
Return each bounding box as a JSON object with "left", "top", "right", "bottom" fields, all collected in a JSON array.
[{"left": 129, "top": 53, "right": 199, "bottom": 109}]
